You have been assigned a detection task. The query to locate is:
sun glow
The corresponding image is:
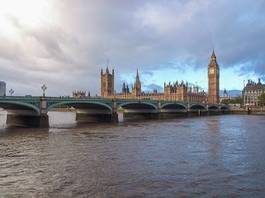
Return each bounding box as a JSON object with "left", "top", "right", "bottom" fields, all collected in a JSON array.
[{"left": 0, "top": 0, "right": 52, "bottom": 39}]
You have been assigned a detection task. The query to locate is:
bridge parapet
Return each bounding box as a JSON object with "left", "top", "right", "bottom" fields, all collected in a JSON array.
[
  {"left": 0, "top": 96, "right": 40, "bottom": 114},
  {"left": 0, "top": 96, "right": 230, "bottom": 127}
]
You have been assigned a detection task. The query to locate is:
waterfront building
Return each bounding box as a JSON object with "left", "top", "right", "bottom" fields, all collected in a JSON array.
[
  {"left": 0, "top": 81, "right": 6, "bottom": 96},
  {"left": 101, "top": 70, "right": 206, "bottom": 103},
  {"left": 72, "top": 91, "right": 86, "bottom": 98},
  {"left": 220, "top": 89, "right": 230, "bottom": 103},
  {"left": 242, "top": 79, "right": 265, "bottom": 106},
  {"left": 132, "top": 69, "right": 141, "bottom": 97},
  {"left": 101, "top": 67, "right": 114, "bottom": 97},
  {"left": 208, "top": 51, "right": 220, "bottom": 104},
  {"left": 100, "top": 52, "right": 222, "bottom": 104}
]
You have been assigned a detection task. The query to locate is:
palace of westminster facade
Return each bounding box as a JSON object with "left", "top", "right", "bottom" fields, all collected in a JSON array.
[{"left": 100, "top": 52, "right": 220, "bottom": 104}]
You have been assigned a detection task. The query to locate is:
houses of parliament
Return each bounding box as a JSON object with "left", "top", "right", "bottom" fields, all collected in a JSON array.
[{"left": 100, "top": 52, "right": 220, "bottom": 104}]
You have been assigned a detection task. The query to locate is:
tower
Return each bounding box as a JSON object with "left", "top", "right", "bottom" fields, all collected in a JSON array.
[
  {"left": 101, "top": 67, "right": 114, "bottom": 97},
  {"left": 208, "top": 50, "right": 220, "bottom": 104},
  {"left": 133, "top": 69, "right": 141, "bottom": 96}
]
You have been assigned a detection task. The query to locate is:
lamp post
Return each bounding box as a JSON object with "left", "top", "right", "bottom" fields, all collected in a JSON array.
[
  {"left": 41, "top": 84, "right": 47, "bottom": 97},
  {"left": 9, "top": 89, "right": 14, "bottom": 96}
]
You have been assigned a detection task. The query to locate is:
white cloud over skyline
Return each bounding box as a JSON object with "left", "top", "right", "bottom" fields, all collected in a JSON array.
[{"left": 0, "top": 0, "right": 264, "bottom": 96}]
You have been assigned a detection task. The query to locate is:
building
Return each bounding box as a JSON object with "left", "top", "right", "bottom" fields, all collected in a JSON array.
[
  {"left": 0, "top": 81, "right": 6, "bottom": 96},
  {"left": 242, "top": 79, "right": 265, "bottom": 107},
  {"left": 208, "top": 51, "right": 220, "bottom": 104},
  {"left": 220, "top": 89, "right": 230, "bottom": 103},
  {"left": 72, "top": 91, "right": 86, "bottom": 98},
  {"left": 132, "top": 69, "right": 141, "bottom": 96},
  {"left": 101, "top": 67, "right": 114, "bottom": 97},
  {"left": 101, "top": 70, "right": 206, "bottom": 103},
  {"left": 100, "top": 52, "right": 220, "bottom": 104}
]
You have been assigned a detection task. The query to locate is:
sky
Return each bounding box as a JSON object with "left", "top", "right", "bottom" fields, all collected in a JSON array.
[{"left": 0, "top": 0, "right": 264, "bottom": 96}]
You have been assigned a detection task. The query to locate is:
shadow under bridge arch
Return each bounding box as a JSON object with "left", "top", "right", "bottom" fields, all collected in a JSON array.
[
  {"left": 118, "top": 101, "right": 158, "bottom": 113},
  {"left": 161, "top": 103, "right": 187, "bottom": 112},
  {"left": 208, "top": 105, "right": 219, "bottom": 110},
  {"left": 190, "top": 104, "right": 207, "bottom": 111},
  {"left": 47, "top": 101, "right": 113, "bottom": 114},
  {"left": 220, "top": 105, "right": 229, "bottom": 110},
  {"left": 0, "top": 100, "right": 40, "bottom": 115}
]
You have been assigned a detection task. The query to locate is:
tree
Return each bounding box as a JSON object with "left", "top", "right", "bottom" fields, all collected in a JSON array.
[
  {"left": 258, "top": 93, "right": 265, "bottom": 106},
  {"left": 233, "top": 97, "right": 243, "bottom": 105},
  {"left": 221, "top": 99, "right": 229, "bottom": 105},
  {"left": 221, "top": 97, "right": 243, "bottom": 105}
]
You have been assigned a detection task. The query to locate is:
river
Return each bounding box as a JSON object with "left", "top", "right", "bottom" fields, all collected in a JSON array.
[{"left": 0, "top": 113, "right": 265, "bottom": 197}]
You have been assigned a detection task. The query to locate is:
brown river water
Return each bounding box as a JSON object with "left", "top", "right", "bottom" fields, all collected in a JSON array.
[{"left": 0, "top": 112, "right": 265, "bottom": 197}]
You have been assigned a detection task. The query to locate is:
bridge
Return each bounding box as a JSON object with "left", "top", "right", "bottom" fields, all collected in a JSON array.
[{"left": 0, "top": 96, "right": 229, "bottom": 127}]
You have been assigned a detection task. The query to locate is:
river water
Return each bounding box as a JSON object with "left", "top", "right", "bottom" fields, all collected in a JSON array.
[{"left": 0, "top": 113, "right": 265, "bottom": 197}]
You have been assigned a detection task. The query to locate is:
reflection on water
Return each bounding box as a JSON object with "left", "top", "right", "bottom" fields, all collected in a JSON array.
[
  {"left": 48, "top": 111, "right": 77, "bottom": 128},
  {"left": 0, "top": 114, "right": 265, "bottom": 197},
  {"left": 0, "top": 110, "right": 7, "bottom": 128}
]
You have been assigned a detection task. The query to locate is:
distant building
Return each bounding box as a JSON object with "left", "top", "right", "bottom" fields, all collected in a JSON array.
[
  {"left": 100, "top": 69, "right": 207, "bottom": 103},
  {"left": 243, "top": 79, "right": 265, "bottom": 107},
  {"left": 100, "top": 52, "right": 222, "bottom": 103},
  {"left": 101, "top": 67, "right": 114, "bottom": 97},
  {"left": 208, "top": 50, "right": 220, "bottom": 104},
  {"left": 132, "top": 69, "right": 141, "bottom": 97},
  {"left": 72, "top": 91, "right": 86, "bottom": 98},
  {"left": 0, "top": 81, "right": 6, "bottom": 96},
  {"left": 220, "top": 89, "right": 230, "bottom": 102}
]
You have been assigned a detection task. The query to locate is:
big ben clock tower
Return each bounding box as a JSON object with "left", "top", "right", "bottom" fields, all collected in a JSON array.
[{"left": 208, "top": 50, "right": 220, "bottom": 104}]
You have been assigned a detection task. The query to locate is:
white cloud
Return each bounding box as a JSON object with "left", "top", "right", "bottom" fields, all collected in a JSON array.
[{"left": 0, "top": 0, "right": 264, "bottom": 96}]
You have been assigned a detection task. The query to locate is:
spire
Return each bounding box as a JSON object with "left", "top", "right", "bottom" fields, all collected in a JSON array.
[
  {"left": 211, "top": 49, "right": 216, "bottom": 60},
  {"left": 135, "top": 69, "right": 141, "bottom": 84},
  {"left": 122, "top": 82, "right": 126, "bottom": 93},
  {"left": 106, "top": 67, "right": 109, "bottom": 74}
]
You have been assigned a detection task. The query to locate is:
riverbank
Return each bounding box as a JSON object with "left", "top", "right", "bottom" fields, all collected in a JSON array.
[{"left": 230, "top": 109, "right": 265, "bottom": 115}]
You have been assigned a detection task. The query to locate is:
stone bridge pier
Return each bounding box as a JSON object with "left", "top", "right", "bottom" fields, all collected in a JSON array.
[{"left": 38, "top": 97, "right": 49, "bottom": 127}]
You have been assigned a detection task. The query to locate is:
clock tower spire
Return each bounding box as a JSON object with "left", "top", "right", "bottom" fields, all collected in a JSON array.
[{"left": 208, "top": 50, "right": 220, "bottom": 104}]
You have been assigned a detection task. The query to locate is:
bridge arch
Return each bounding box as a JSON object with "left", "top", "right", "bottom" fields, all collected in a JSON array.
[
  {"left": 190, "top": 104, "right": 206, "bottom": 110},
  {"left": 161, "top": 103, "right": 187, "bottom": 110},
  {"left": 220, "top": 105, "right": 229, "bottom": 110},
  {"left": 0, "top": 101, "right": 40, "bottom": 114},
  {"left": 47, "top": 101, "right": 113, "bottom": 113},
  {"left": 208, "top": 105, "right": 219, "bottom": 110},
  {"left": 119, "top": 101, "right": 157, "bottom": 110}
]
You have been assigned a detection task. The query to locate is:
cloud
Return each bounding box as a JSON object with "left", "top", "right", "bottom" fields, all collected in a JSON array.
[
  {"left": 144, "top": 83, "right": 163, "bottom": 92},
  {"left": 0, "top": 0, "right": 265, "bottom": 96}
]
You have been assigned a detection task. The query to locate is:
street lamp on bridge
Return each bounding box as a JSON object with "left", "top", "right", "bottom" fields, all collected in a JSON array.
[
  {"left": 9, "top": 89, "right": 14, "bottom": 96},
  {"left": 41, "top": 84, "right": 47, "bottom": 97}
]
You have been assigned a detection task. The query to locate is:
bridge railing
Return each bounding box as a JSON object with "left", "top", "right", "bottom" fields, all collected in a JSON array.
[{"left": 0, "top": 96, "right": 229, "bottom": 109}]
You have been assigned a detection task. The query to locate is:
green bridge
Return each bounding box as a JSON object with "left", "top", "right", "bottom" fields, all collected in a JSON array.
[{"left": 0, "top": 96, "right": 229, "bottom": 127}]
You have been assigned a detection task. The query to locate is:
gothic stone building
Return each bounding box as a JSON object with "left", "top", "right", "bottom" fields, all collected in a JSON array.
[
  {"left": 100, "top": 52, "right": 220, "bottom": 104},
  {"left": 101, "top": 67, "right": 114, "bottom": 97},
  {"left": 208, "top": 51, "right": 220, "bottom": 104},
  {"left": 100, "top": 68, "right": 207, "bottom": 103},
  {"left": 243, "top": 79, "right": 265, "bottom": 106}
]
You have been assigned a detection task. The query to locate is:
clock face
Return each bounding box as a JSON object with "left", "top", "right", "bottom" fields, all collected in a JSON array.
[{"left": 209, "top": 68, "right": 215, "bottom": 74}]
